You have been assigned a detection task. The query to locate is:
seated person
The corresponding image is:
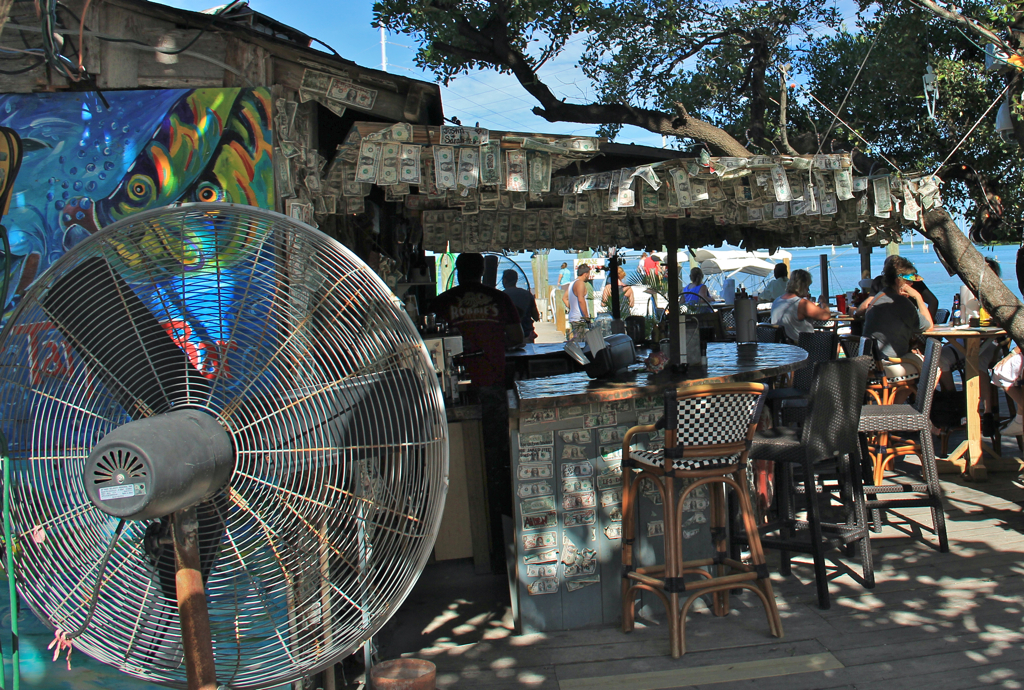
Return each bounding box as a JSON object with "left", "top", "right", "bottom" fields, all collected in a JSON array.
[
  {"left": 682, "top": 267, "right": 711, "bottom": 307},
  {"left": 759, "top": 263, "right": 789, "bottom": 303},
  {"left": 992, "top": 347, "right": 1024, "bottom": 437},
  {"left": 770, "top": 268, "right": 831, "bottom": 343},
  {"left": 862, "top": 256, "right": 934, "bottom": 401},
  {"left": 600, "top": 266, "right": 635, "bottom": 316}
]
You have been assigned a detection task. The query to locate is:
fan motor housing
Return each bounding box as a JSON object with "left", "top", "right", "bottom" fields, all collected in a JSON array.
[{"left": 84, "top": 409, "right": 233, "bottom": 520}]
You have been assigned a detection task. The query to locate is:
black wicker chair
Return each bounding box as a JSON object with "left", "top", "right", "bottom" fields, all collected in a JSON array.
[
  {"left": 742, "top": 356, "right": 875, "bottom": 610},
  {"left": 935, "top": 308, "right": 950, "bottom": 325},
  {"left": 858, "top": 337, "right": 948, "bottom": 552},
  {"left": 757, "top": 323, "right": 785, "bottom": 344},
  {"left": 767, "top": 329, "right": 839, "bottom": 426}
]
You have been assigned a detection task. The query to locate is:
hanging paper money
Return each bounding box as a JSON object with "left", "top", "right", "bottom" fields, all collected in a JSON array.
[
  {"left": 872, "top": 176, "right": 892, "bottom": 214},
  {"left": 458, "top": 147, "right": 480, "bottom": 188},
  {"left": 670, "top": 169, "right": 694, "bottom": 208},
  {"left": 903, "top": 180, "right": 921, "bottom": 221},
  {"left": 274, "top": 148, "right": 295, "bottom": 198},
  {"left": 631, "top": 166, "right": 662, "bottom": 190},
  {"left": 607, "top": 170, "right": 621, "bottom": 211},
  {"left": 834, "top": 169, "right": 854, "bottom": 200},
  {"left": 356, "top": 141, "right": 380, "bottom": 183},
  {"left": 479, "top": 143, "right": 501, "bottom": 185},
  {"left": 821, "top": 191, "right": 838, "bottom": 215},
  {"left": 327, "top": 78, "right": 377, "bottom": 110},
  {"left": 616, "top": 170, "right": 635, "bottom": 208},
  {"left": 506, "top": 149, "right": 528, "bottom": 192},
  {"left": 690, "top": 178, "right": 709, "bottom": 203},
  {"left": 378, "top": 142, "right": 400, "bottom": 185},
  {"left": 433, "top": 145, "right": 456, "bottom": 190},
  {"left": 528, "top": 152, "right": 552, "bottom": 193},
  {"left": 399, "top": 144, "right": 421, "bottom": 184},
  {"left": 770, "top": 165, "right": 792, "bottom": 202}
]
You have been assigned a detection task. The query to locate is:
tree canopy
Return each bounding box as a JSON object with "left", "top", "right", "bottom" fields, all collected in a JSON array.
[{"left": 374, "top": 0, "right": 1021, "bottom": 240}]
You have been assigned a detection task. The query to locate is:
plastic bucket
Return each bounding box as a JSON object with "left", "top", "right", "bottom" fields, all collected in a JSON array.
[{"left": 370, "top": 659, "right": 437, "bottom": 690}]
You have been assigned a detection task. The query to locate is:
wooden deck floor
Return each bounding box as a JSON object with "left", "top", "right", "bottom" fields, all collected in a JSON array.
[{"left": 375, "top": 471, "right": 1024, "bottom": 690}]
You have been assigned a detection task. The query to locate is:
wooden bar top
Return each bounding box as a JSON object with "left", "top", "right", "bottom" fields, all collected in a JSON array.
[{"left": 514, "top": 342, "right": 808, "bottom": 410}]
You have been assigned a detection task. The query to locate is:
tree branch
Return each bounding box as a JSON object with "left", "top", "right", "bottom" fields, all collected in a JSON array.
[
  {"left": 777, "top": 65, "right": 798, "bottom": 155},
  {"left": 437, "top": 6, "right": 754, "bottom": 156},
  {"left": 910, "top": 0, "right": 1015, "bottom": 56}
]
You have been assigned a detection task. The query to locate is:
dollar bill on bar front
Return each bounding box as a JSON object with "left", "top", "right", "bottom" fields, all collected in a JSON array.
[{"left": 378, "top": 142, "right": 399, "bottom": 185}]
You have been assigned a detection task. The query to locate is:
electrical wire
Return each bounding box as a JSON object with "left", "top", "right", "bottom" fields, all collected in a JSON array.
[
  {"left": 932, "top": 76, "right": 1017, "bottom": 174},
  {"left": 798, "top": 85, "right": 905, "bottom": 172},
  {"left": 815, "top": 21, "right": 886, "bottom": 155}
]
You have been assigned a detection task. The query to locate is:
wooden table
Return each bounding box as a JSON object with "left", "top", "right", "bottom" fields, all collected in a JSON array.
[{"left": 927, "top": 327, "right": 1017, "bottom": 481}]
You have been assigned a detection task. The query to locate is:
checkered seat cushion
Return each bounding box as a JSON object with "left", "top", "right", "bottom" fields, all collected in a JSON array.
[{"left": 628, "top": 392, "right": 761, "bottom": 471}]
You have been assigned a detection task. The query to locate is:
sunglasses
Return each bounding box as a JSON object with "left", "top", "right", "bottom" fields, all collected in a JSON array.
[{"left": 899, "top": 273, "right": 919, "bottom": 281}]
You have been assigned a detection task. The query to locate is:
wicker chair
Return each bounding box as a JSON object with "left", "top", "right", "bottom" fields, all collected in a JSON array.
[
  {"left": 767, "top": 330, "right": 839, "bottom": 426},
  {"left": 620, "top": 383, "right": 783, "bottom": 657},
  {"left": 743, "top": 357, "right": 874, "bottom": 609},
  {"left": 757, "top": 323, "right": 784, "bottom": 344},
  {"left": 858, "top": 338, "right": 948, "bottom": 552}
]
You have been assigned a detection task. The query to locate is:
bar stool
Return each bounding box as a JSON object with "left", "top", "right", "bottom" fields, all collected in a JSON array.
[
  {"left": 620, "top": 382, "right": 783, "bottom": 658},
  {"left": 858, "top": 338, "right": 949, "bottom": 552}
]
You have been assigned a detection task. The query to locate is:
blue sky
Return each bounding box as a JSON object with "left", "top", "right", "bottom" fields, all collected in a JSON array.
[{"left": 154, "top": 0, "right": 668, "bottom": 146}]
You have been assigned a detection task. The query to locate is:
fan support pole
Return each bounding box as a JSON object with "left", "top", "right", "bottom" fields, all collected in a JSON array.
[{"left": 173, "top": 507, "right": 218, "bottom": 690}]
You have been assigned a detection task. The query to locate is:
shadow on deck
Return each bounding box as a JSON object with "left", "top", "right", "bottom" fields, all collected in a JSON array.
[{"left": 372, "top": 472, "right": 1024, "bottom": 690}]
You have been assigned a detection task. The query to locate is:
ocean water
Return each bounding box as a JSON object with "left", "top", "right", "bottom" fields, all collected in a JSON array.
[{"left": 494, "top": 243, "right": 1024, "bottom": 313}]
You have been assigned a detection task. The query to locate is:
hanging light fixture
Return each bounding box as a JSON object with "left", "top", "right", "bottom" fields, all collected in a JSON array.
[{"left": 922, "top": 65, "right": 939, "bottom": 119}]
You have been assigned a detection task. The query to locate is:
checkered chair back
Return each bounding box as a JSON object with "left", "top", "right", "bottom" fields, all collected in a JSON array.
[
  {"left": 663, "top": 383, "right": 766, "bottom": 469},
  {"left": 757, "top": 324, "right": 784, "bottom": 343},
  {"left": 801, "top": 357, "right": 871, "bottom": 462}
]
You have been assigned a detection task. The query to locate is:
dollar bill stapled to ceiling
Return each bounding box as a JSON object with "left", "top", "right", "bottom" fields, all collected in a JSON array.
[{"left": 331, "top": 122, "right": 942, "bottom": 253}]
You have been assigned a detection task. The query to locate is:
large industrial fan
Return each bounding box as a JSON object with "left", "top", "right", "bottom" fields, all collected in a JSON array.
[{"left": 0, "top": 203, "right": 449, "bottom": 689}]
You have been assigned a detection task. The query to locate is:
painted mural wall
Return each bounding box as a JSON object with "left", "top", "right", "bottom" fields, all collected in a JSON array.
[{"left": 0, "top": 88, "right": 275, "bottom": 317}]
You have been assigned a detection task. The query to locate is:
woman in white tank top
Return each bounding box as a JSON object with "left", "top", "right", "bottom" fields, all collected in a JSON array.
[{"left": 770, "top": 269, "right": 831, "bottom": 343}]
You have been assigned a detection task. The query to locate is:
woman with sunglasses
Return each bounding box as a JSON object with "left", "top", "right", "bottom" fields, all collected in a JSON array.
[{"left": 862, "top": 255, "right": 935, "bottom": 402}]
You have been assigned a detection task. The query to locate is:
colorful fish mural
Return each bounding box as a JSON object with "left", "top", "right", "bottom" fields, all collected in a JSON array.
[{"left": 0, "top": 88, "right": 275, "bottom": 316}]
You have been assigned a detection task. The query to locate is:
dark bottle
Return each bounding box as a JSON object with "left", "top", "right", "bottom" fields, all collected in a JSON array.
[{"left": 952, "top": 293, "right": 961, "bottom": 325}]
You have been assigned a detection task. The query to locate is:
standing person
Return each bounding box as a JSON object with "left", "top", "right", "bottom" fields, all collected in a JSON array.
[
  {"left": 557, "top": 261, "right": 572, "bottom": 287},
  {"left": 638, "top": 252, "right": 649, "bottom": 273},
  {"left": 759, "top": 263, "right": 789, "bottom": 303},
  {"left": 563, "top": 264, "right": 592, "bottom": 338},
  {"left": 863, "top": 256, "right": 934, "bottom": 402},
  {"left": 431, "top": 253, "right": 524, "bottom": 569},
  {"left": 682, "top": 267, "right": 710, "bottom": 306},
  {"left": 771, "top": 268, "right": 831, "bottom": 342},
  {"left": 502, "top": 269, "right": 541, "bottom": 343},
  {"left": 642, "top": 252, "right": 658, "bottom": 275}
]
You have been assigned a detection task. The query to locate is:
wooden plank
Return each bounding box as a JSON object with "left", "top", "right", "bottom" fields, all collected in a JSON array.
[
  {"left": 137, "top": 77, "right": 224, "bottom": 88},
  {"left": 556, "top": 652, "right": 843, "bottom": 690},
  {"left": 97, "top": 4, "right": 138, "bottom": 89},
  {"left": 433, "top": 421, "right": 474, "bottom": 561}
]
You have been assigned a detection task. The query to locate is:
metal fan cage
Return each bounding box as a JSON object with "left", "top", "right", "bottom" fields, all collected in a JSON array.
[{"left": 0, "top": 203, "right": 449, "bottom": 688}]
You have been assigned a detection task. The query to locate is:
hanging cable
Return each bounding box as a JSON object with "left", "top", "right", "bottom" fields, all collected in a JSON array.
[
  {"left": 816, "top": 19, "right": 887, "bottom": 155},
  {"left": 933, "top": 77, "right": 1017, "bottom": 174},
  {"left": 798, "top": 85, "right": 905, "bottom": 172}
]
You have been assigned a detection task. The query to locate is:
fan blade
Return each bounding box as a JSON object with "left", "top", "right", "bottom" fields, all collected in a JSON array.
[{"left": 40, "top": 256, "right": 211, "bottom": 416}]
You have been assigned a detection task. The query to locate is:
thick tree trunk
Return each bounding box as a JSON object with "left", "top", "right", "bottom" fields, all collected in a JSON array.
[{"left": 921, "top": 207, "right": 1024, "bottom": 349}]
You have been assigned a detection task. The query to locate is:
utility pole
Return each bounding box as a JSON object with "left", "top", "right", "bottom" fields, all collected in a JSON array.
[{"left": 380, "top": 27, "right": 388, "bottom": 73}]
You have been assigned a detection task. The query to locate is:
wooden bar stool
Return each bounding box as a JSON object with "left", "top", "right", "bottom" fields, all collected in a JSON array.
[{"left": 620, "top": 382, "right": 783, "bottom": 658}]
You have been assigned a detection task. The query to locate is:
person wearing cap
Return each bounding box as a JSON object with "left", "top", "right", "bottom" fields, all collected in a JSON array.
[
  {"left": 563, "top": 263, "right": 593, "bottom": 337},
  {"left": 642, "top": 252, "right": 659, "bottom": 275},
  {"left": 862, "top": 255, "right": 934, "bottom": 402},
  {"left": 759, "top": 263, "right": 789, "bottom": 303}
]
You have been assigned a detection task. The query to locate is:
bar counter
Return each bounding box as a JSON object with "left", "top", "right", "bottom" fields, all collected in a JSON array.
[{"left": 507, "top": 342, "right": 808, "bottom": 632}]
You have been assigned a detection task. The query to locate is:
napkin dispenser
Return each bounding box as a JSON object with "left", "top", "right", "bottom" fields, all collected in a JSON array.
[{"left": 565, "top": 333, "right": 636, "bottom": 379}]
